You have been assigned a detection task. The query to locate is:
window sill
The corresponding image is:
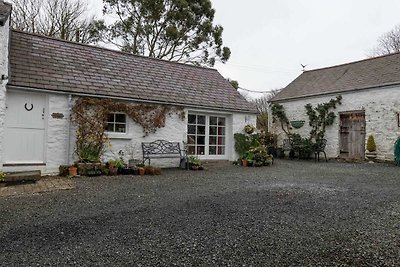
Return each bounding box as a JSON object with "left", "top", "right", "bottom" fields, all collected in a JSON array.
[{"left": 106, "top": 133, "right": 132, "bottom": 140}]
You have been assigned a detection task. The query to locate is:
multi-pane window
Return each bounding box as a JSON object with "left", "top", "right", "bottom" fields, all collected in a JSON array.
[
  {"left": 209, "top": 116, "right": 226, "bottom": 155},
  {"left": 187, "top": 114, "right": 206, "bottom": 155},
  {"left": 106, "top": 113, "right": 127, "bottom": 133},
  {"left": 187, "top": 114, "right": 226, "bottom": 156}
]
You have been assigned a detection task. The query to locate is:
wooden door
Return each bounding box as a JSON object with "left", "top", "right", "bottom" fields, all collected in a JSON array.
[
  {"left": 339, "top": 112, "right": 366, "bottom": 159},
  {"left": 4, "top": 91, "right": 46, "bottom": 164}
]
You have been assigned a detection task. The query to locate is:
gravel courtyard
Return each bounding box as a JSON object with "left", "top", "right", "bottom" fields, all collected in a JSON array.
[{"left": 0, "top": 160, "right": 399, "bottom": 266}]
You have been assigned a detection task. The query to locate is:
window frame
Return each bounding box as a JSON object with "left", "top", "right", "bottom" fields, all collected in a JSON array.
[
  {"left": 105, "top": 112, "right": 128, "bottom": 134},
  {"left": 187, "top": 113, "right": 227, "bottom": 159}
]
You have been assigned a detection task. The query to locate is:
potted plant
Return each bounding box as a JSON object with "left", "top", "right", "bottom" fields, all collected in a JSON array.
[
  {"left": 0, "top": 171, "right": 6, "bottom": 187},
  {"left": 108, "top": 159, "right": 124, "bottom": 176},
  {"left": 365, "top": 135, "right": 377, "bottom": 161},
  {"left": 244, "top": 124, "right": 256, "bottom": 135},
  {"left": 188, "top": 156, "right": 202, "bottom": 170},
  {"left": 137, "top": 163, "right": 145, "bottom": 175},
  {"left": 246, "top": 152, "right": 255, "bottom": 167},
  {"left": 68, "top": 165, "right": 78, "bottom": 176},
  {"left": 240, "top": 152, "right": 249, "bottom": 167}
]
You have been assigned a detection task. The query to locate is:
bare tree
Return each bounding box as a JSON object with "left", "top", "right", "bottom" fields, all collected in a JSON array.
[
  {"left": 11, "top": 0, "right": 42, "bottom": 33},
  {"left": 371, "top": 25, "right": 400, "bottom": 56},
  {"left": 11, "top": 0, "right": 101, "bottom": 44},
  {"left": 253, "top": 89, "right": 281, "bottom": 132}
]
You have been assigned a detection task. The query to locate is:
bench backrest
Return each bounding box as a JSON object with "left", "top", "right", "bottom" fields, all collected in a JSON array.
[{"left": 142, "top": 140, "right": 182, "bottom": 156}]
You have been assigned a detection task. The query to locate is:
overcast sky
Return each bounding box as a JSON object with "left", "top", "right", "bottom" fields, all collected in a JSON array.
[{"left": 88, "top": 0, "right": 400, "bottom": 97}]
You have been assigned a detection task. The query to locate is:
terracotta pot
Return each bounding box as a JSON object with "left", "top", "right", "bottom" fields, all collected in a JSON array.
[
  {"left": 138, "top": 168, "right": 145, "bottom": 175},
  {"left": 68, "top": 166, "right": 78, "bottom": 177},
  {"left": 241, "top": 159, "right": 248, "bottom": 167}
]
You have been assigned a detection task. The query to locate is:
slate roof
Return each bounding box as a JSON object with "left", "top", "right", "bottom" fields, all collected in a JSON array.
[
  {"left": 0, "top": 0, "right": 12, "bottom": 26},
  {"left": 272, "top": 52, "right": 400, "bottom": 101},
  {"left": 8, "top": 30, "right": 256, "bottom": 113}
]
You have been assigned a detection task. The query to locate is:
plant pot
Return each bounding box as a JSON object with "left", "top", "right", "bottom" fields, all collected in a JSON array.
[
  {"left": 138, "top": 168, "right": 145, "bottom": 175},
  {"left": 120, "top": 168, "right": 134, "bottom": 175},
  {"left": 191, "top": 165, "right": 199, "bottom": 170},
  {"left": 365, "top": 151, "right": 377, "bottom": 161},
  {"left": 241, "top": 159, "right": 248, "bottom": 167},
  {"left": 133, "top": 168, "right": 139, "bottom": 175},
  {"left": 109, "top": 167, "right": 118, "bottom": 176},
  {"left": 68, "top": 166, "right": 78, "bottom": 177}
]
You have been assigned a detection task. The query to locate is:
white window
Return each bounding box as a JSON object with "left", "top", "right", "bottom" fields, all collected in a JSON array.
[
  {"left": 187, "top": 114, "right": 226, "bottom": 156},
  {"left": 106, "top": 113, "right": 127, "bottom": 133}
]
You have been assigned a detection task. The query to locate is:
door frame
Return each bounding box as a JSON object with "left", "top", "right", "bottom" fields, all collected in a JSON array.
[
  {"left": 338, "top": 110, "right": 366, "bottom": 159},
  {"left": 3, "top": 89, "right": 49, "bottom": 165},
  {"left": 187, "top": 111, "right": 230, "bottom": 160}
]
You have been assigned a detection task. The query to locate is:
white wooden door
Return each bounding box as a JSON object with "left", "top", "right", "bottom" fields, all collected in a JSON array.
[{"left": 4, "top": 91, "right": 46, "bottom": 164}]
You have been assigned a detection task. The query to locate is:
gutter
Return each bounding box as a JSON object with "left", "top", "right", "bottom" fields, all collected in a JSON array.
[
  {"left": 66, "top": 94, "right": 72, "bottom": 165},
  {"left": 7, "top": 85, "right": 258, "bottom": 115},
  {"left": 271, "top": 82, "right": 400, "bottom": 103}
]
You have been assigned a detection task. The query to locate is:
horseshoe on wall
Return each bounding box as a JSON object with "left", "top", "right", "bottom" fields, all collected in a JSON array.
[{"left": 24, "top": 103, "right": 33, "bottom": 111}]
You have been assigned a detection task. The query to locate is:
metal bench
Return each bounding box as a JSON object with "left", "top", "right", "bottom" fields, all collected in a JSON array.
[{"left": 142, "top": 140, "right": 187, "bottom": 167}]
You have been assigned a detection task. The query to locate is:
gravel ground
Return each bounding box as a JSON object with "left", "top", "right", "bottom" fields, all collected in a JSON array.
[{"left": 0, "top": 160, "right": 400, "bottom": 266}]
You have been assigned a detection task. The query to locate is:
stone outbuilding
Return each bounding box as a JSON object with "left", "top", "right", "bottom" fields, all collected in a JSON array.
[
  {"left": 271, "top": 53, "right": 400, "bottom": 161},
  {"left": 0, "top": 1, "right": 256, "bottom": 174}
]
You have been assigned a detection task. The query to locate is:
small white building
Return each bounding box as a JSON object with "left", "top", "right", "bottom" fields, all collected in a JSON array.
[
  {"left": 0, "top": 2, "right": 256, "bottom": 174},
  {"left": 271, "top": 54, "right": 400, "bottom": 161}
]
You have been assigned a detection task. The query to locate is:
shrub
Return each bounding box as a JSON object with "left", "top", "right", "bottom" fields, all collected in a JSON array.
[
  {"left": 291, "top": 134, "right": 314, "bottom": 159},
  {"left": 0, "top": 172, "right": 6, "bottom": 182},
  {"left": 367, "top": 135, "right": 376, "bottom": 152},
  {"left": 234, "top": 133, "right": 260, "bottom": 159},
  {"left": 59, "top": 165, "right": 70, "bottom": 176}
]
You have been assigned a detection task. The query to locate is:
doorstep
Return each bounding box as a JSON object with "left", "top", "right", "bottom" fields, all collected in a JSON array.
[{"left": 0, "top": 177, "right": 75, "bottom": 198}]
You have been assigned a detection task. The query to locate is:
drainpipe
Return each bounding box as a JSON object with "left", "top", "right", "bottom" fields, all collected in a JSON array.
[{"left": 67, "top": 94, "right": 72, "bottom": 165}]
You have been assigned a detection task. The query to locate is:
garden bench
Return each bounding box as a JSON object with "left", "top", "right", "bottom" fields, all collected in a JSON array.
[{"left": 142, "top": 140, "right": 187, "bottom": 167}]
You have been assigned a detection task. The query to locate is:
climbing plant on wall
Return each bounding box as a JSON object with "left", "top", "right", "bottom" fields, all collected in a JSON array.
[
  {"left": 271, "top": 103, "right": 291, "bottom": 137},
  {"left": 305, "top": 95, "right": 342, "bottom": 142},
  {"left": 71, "top": 97, "right": 185, "bottom": 162}
]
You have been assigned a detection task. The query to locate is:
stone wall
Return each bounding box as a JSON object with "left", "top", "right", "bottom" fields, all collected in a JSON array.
[{"left": 271, "top": 86, "right": 400, "bottom": 161}]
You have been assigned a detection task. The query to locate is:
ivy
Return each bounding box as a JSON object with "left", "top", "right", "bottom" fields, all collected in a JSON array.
[
  {"left": 305, "top": 95, "right": 342, "bottom": 142},
  {"left": 71, "top": 97, "right": 185, "bottom": 162}
]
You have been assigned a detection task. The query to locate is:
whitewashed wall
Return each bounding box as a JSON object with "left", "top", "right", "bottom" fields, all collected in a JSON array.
[
  {"left": 102, "top": 110, "right": 187, "bottom": 168},
  {"left": 0, "top": 15, "right": 9, "bottom": 168},
  {"left": 46, "top": 94, "right": 71, "bottom": 171},
  {"left": 271, "top": 86, "right": 400, "bottom": 161},
  {"left": 40, "top": 96, "right": 256, "bottom": 173}
]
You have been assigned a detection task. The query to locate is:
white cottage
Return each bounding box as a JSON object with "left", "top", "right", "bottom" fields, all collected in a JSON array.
[
  {"left": 271, "top": 54, "right": 400, "bottom": 161},
  {"left": 0, "top": 2, "right": 256, "bottom": 174}
]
